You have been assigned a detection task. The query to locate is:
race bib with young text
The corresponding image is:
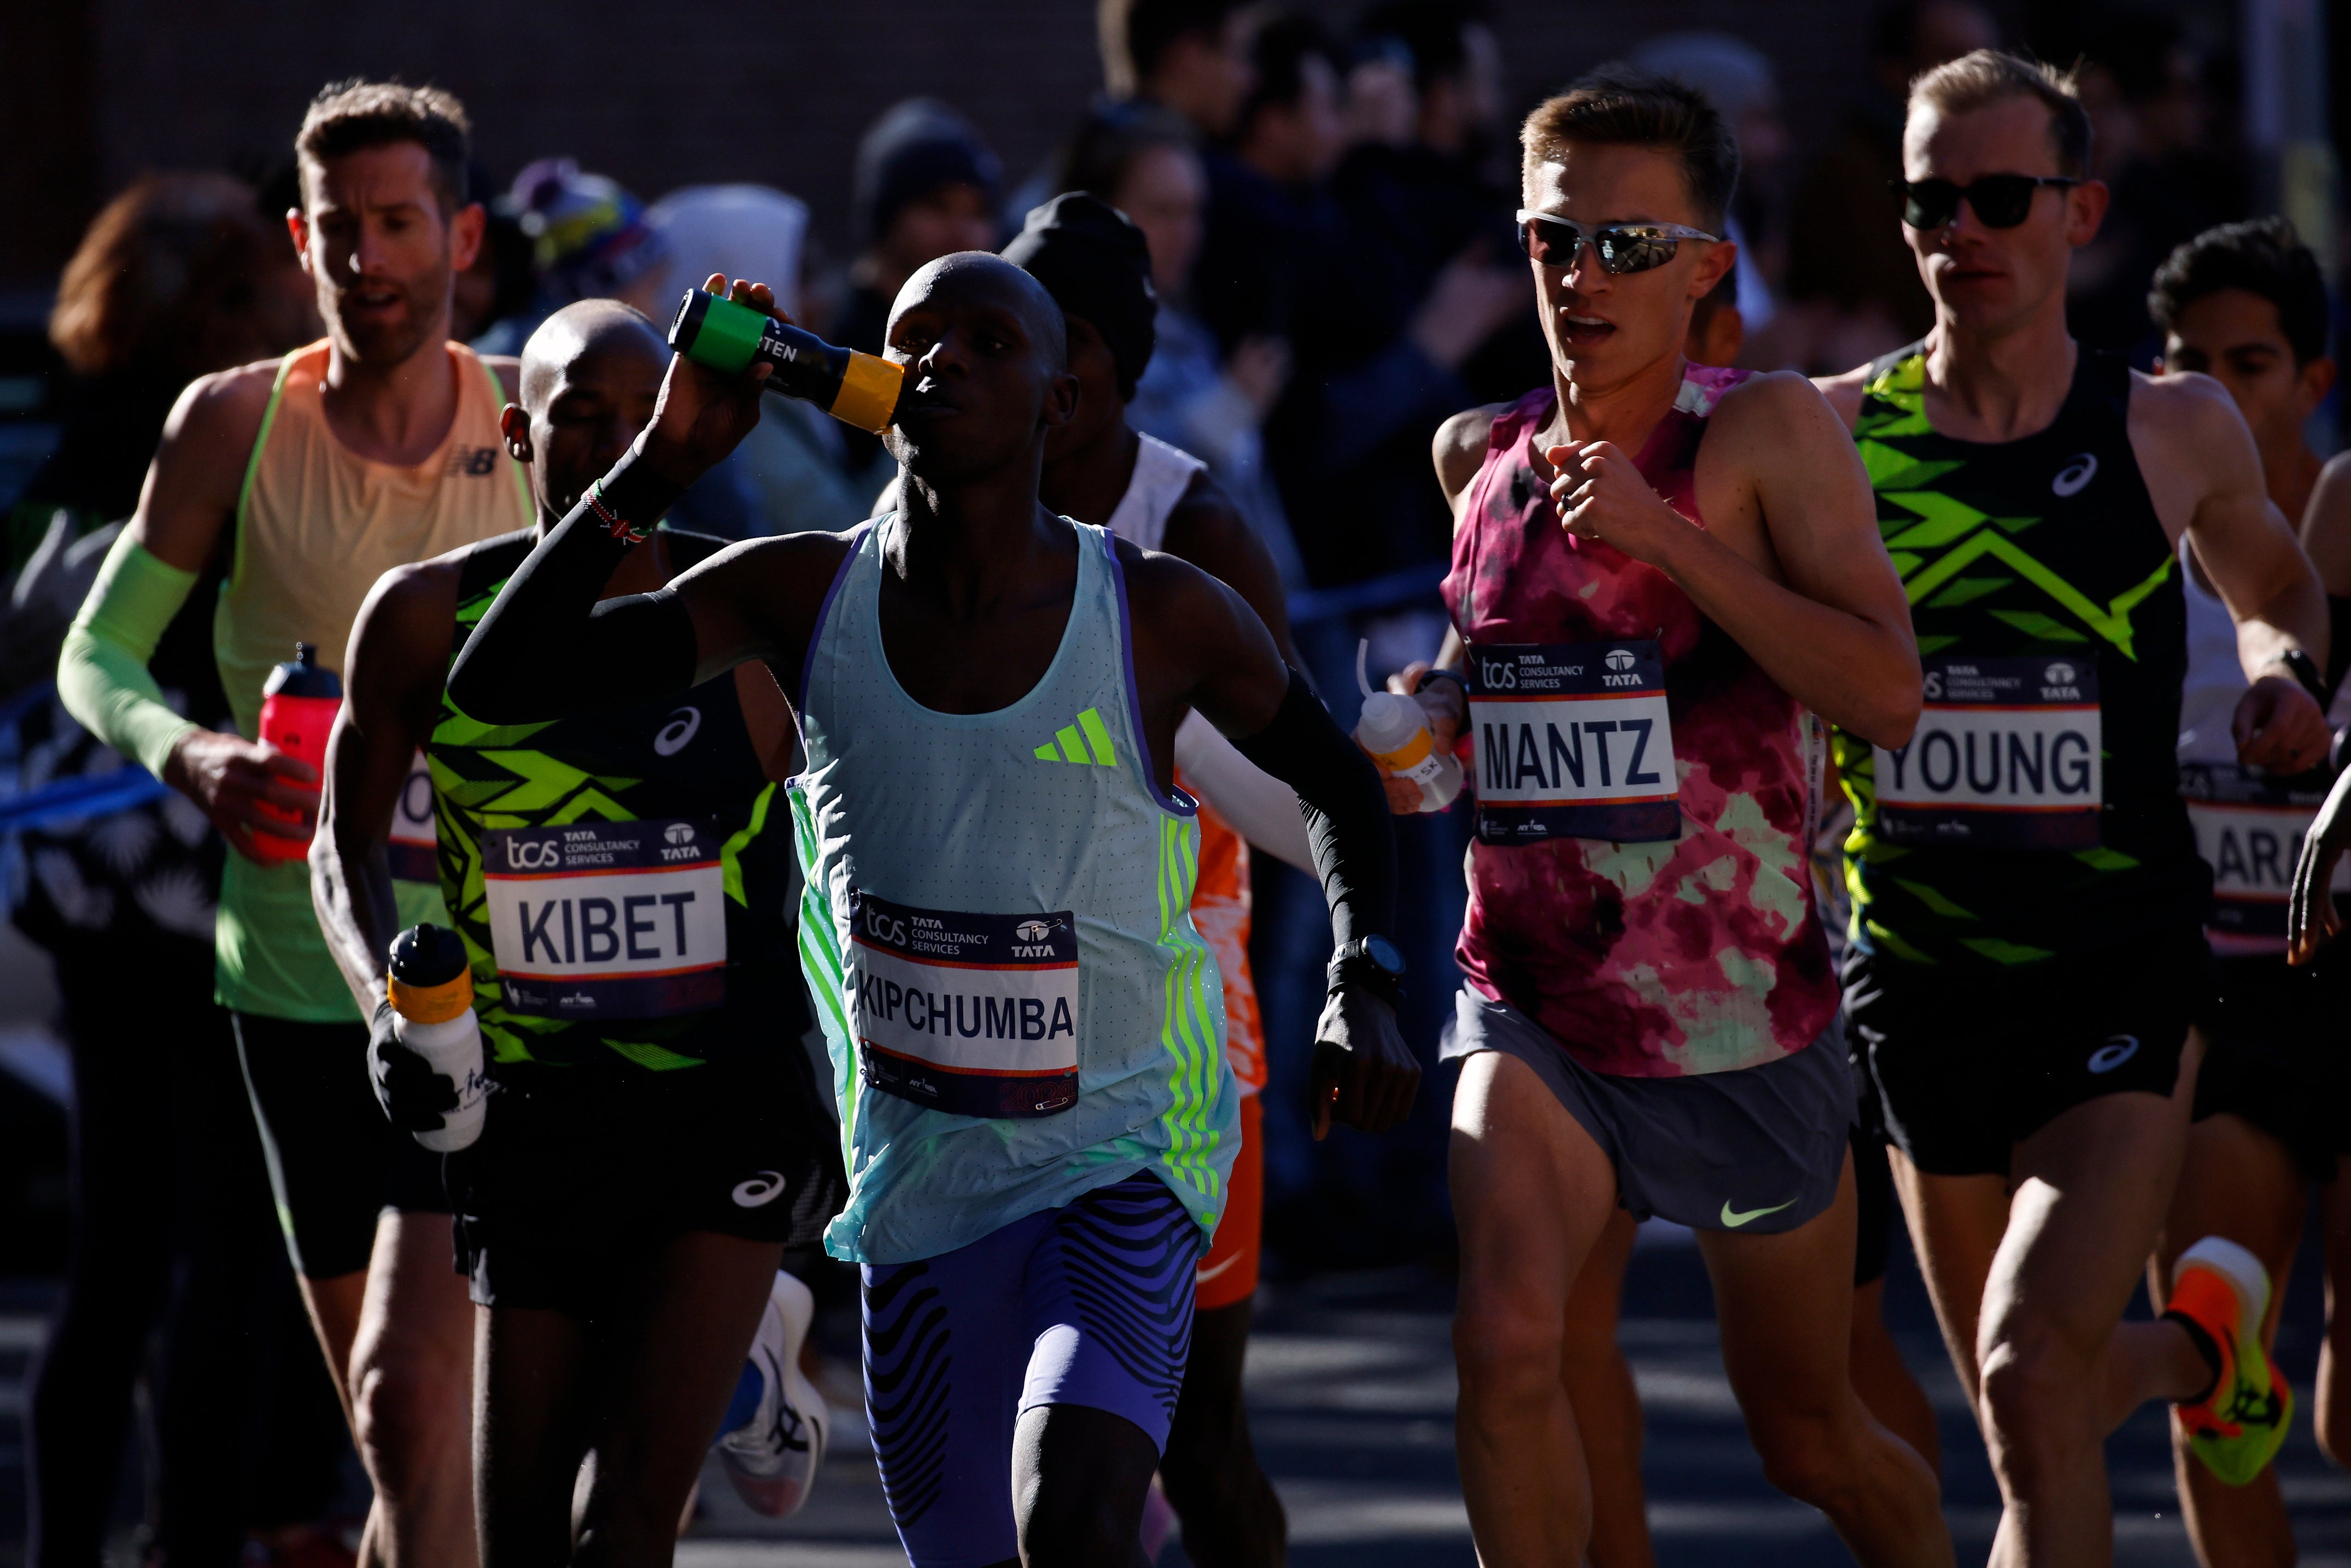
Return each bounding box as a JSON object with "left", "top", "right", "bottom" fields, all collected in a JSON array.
[
  {"left": 1466, "top": 640, "right": 1680, "bottom": 845},
  {"left": 1873, "top": 656, "right": 2100, "bottom": 850},
  {"left": 481, "top": 819, "right": 727, "bottom": 1019},
  {"left": 848, "top": 890, "right": 1080, "bottom": 1119}
]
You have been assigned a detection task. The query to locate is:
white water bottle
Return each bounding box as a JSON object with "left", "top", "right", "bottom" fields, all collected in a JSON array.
[
  {"left": 1354, "top": 640, "right": 1462, "bottom": 812},
  {"left": 387, "top": 923, "right": 489, "bottom": 1152}
]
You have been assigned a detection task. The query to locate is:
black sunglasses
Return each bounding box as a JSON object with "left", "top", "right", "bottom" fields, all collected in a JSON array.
[
  {"left": 1892, "top": 174, "right": 2082, "bottom": 230},
  {"left": 1514, "top": 210, "right": 1720, "bottom": 276}
]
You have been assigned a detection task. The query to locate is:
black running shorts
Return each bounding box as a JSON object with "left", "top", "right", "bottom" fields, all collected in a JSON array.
[
  {"left": 235, "top": 1012, "right": 453, "bottom": 1280},
  {"left": 448, "top": 1045, "right": 844, "bottom": 1315},
  {"left": 1843, "top": 926, "right": 2209, "bottom": 1178},
  {"left": 2194, "top": 946, "right": 2351, "bottom": 1181}
]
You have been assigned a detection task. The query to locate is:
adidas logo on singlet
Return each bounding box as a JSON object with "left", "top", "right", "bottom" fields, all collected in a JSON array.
[{"left": 1034, "top": 707, "right": 1119, "bottom": 767}]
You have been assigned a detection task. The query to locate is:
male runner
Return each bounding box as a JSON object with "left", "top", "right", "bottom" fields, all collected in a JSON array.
[
  {"left": 57, "top": 80, "right": 528, "bottom": 1567},
  {"left": 443, "top": 256, "right": 1417, "bottom": 1567},
  {"left": 1009, "top": 191, "right": 1299, "bottom": 1566},
  {"left": 310, "top": 300, "right": 843, "bottom": 1559},
  {"left": 2157, "top": 217, "right": 2351, "bottom": 1563},
  {"left": 1385, "top": 68, "right": 1948, "bottom": 1566},
  {"left": 1814, "top": 52, "right": 2331, "bottom": 1564}
]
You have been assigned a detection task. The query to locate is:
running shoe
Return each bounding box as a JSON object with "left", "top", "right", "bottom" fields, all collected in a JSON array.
[
  {"left": 716, "top": 1270, "right": 828, "bottom": 1517},
  {"left": 2168, "top": 1236, "right": 2294, "bottom": 1486}
]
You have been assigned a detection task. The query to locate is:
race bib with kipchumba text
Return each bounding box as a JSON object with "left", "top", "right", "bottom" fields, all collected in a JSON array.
[
  {"left": 1873, "top": 655, "right": 2100, "bottom": 850},
  {"left": 389, "top": 750, "right": 437, "bottom": 884},
  {"left": 481, "top": 819, "right": 727, "bottom": 1019},
  {"left": 2179, "top": 761, "right": 2348, "bottom": 952},
  {"left": 848, "top": 889, "right": 1080, "bottom": 1119},
  {"left": 1466, "top": 640, "right": 1680, "bottom": 844}
]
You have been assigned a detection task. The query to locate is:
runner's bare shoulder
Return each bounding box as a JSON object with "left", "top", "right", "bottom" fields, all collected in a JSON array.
[
  {"left": 1434, "top": 402, "right": 1511, "bottom": 510},
  {"left": 1808, "top": 362, "right": 1874, "bottom": 431}
]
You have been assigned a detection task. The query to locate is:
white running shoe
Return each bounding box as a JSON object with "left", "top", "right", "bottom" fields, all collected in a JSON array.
[{"left": 716, "top": 1271, "right": 827, "bottom": 1517}]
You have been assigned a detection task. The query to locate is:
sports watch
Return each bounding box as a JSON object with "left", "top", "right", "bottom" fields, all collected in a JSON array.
[
  {"left": 1327, "top": 934, "right": 1406, "bottom": 1010},
  {"left": 2271, "top": 647, "right": 2329, "bottom": 709}
]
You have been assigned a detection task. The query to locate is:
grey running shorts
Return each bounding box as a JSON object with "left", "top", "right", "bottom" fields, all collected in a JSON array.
[{"left": 1441, "top": 988, "right": 1854, "bottom": 1234}]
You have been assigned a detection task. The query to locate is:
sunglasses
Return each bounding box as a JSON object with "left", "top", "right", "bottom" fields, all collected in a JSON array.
[
  {"left": 1892, "top": 174, "right": 2082, "bottom": 230},
  {"left": 1514, "top": 210, "right": 1721, "bottom": 276}
]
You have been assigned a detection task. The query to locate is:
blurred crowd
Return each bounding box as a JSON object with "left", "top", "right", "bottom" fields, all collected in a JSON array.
[{"left": 0, "top": 0, "right": 2337, "bottom": 1559}]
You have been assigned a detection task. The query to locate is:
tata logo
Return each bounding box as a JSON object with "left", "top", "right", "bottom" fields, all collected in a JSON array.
[
  {"left": 2045, "top": 663, "right": 2075, "bottom": 685},
  {"left": 2052, "top": 453, "right": 2098, "bottom": 498},
  {"left": 1605, "top": 648, "right": 1636, "bottom": 671},
  {"left": 1016, "top": 919, "right": 1055, "bottom": 943},
  {"left": 664, "top": 823, "right": 694, "bottom": 846},
  {"left": 507, "top": 838, "right": 563, "bottom": 870}
]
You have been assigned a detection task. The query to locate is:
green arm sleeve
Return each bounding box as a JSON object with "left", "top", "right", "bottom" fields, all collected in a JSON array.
[{"left": 57, "top": 529, "right": 203, "bottom": 777}]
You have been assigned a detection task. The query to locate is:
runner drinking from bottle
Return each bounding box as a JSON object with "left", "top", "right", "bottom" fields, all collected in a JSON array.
[
  {"left": 1813, "top": 52, "right": 2331, "bottom": 1563},
  {"left": 56, "top": 81, "right": 529, "bottom": 1567},
  {"left": 1383, "top": 68, "right": 1949, "bottom": 1566},
  {"left": 1010, "top": 190, "right": 1302, "bottom": 1566},
  {"left": 310, "top": 299, "right": 844, "bottom": 1559},
  {"left": 442, "top": 257, "right": 1418, "bottom": 1566}
]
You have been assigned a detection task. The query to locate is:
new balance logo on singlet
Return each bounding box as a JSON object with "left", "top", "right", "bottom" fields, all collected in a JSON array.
[
  {"left": 1033, "top": 707, "right": 1119, "bottom": 767},
  {"left": 446, "top": 446, "right": 503, "bottom": 477}
]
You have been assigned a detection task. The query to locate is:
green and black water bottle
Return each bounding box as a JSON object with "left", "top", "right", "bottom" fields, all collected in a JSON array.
[{"left": 667, "top": 289, "right": 904, "bottom": 434}]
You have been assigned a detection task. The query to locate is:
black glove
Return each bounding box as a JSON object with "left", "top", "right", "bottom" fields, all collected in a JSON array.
[{"left": 369, "top": 998, "right": 460, "bottom": 1133}]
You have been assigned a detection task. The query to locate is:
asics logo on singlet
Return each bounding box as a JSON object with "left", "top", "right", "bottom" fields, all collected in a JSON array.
[
  {"left": 2052, "top": 453, "right": 2098, "bottom": 497},
  {"left": 732, "top": 1171, "right": 788, "bottom": 1208},
  {"left": 2088, "top": 1035, "right": 2139, "bottom": 1074},
  {"left": 654, "top": 707, "right": 701, "bottom": 756},
  {"left": 1033, "top": 707, "right": 1118, "bottom": 767}
]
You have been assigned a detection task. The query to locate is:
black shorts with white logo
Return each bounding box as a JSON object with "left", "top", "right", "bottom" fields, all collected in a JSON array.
[
  {"left": 2195, "top": 945, "right": 2351, "bottom": 1182},
  {"left": 449, "top": 1038, "right": 844, "bottom": 1314},
  {"left": 1844, "top": 926, "right": 2209, "bottom": 1178}
]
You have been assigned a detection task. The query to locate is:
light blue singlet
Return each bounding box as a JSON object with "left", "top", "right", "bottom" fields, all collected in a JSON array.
[{"left": 792, "top": 516, "right": 1238, "bottom": 1265}]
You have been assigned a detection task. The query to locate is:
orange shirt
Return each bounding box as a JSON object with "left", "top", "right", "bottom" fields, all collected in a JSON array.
[{"left": 1184, "top": 786, "right": 1265, "bottom": 1095}]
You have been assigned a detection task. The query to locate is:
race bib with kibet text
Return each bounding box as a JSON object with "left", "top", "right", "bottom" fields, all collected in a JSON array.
[
  {"left": 481, "top": 819, "right": 727, "bottom": 1019},
  {"left": 2179, "top": 761, "right": 2348, "bottom": 948},
  {"left": 1466, "top": 640, "right": 1680, "bottom": 844},
  {"left": 1873, "top": 655, "right": 2101, "bottom": 851},
  {"left": 848, "top": 889, "right": 1080, "bottom": 1119}
]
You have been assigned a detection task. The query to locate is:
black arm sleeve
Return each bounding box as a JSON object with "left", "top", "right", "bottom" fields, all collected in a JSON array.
[
  {"left": 1229, "top": 668, "right": 1397, "bottom": 946},
  {"left": 445, "top": 450, "right": 700, "bottom": 723}
]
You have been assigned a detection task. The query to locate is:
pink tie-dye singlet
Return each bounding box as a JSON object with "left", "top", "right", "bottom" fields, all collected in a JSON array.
[{"left": 1441, "top": 366, "right": 1838, "bottom": 1078}]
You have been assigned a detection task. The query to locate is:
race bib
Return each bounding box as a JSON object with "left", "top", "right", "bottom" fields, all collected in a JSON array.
[
  {"left": 2179, "top": 762, "right": 2346, "bottom": 947},
  {"left": 389, "top": 751, "right": 437, "bottom": 884},
  {"left": 1873, "top": 655, "right": 2100, "bottom": 850},
  {"left": 1466, "top": 640, "right": 1679, "bottom": 844},
  {"left": 848, "top": 890, "right": 1080, "bottom": 1119},
  {"left": 481, "top": 820, "right": 727, "bottom": 1019}
]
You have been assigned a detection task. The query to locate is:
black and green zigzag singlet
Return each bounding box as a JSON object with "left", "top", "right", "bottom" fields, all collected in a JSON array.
[
  {"left": 426, "top": 529, "right": 802, "bottom": 1068},
  {"left": 1834, "top": 344, "right": 2206, "bottom": 967}
]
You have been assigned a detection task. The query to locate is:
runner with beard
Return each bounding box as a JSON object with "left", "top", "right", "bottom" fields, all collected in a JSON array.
[
  {"left": 443, "top": 256, "right": 1417, "bottom": 1566},
  {"left": 58, "top": 81, "right": 529, "bottom": 1567}
]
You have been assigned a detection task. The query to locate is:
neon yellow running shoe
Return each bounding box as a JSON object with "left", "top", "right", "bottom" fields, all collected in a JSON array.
[{"left": 2169, "top": 1236, "right": 2293, "bottom": 1487}]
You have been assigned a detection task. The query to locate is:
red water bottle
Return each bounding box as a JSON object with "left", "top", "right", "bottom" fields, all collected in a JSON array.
[{"left": 252, "top": 642, "right": 341, "bottom": 863}]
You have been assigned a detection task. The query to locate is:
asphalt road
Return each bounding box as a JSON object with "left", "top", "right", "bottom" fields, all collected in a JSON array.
[{"left": 10, "top": 1214, "right": 2351, "bottom": 1565}]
